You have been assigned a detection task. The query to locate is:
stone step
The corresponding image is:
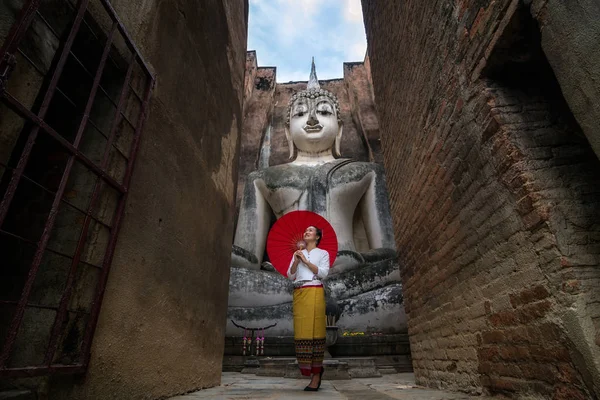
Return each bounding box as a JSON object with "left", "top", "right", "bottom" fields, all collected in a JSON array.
[
  {"left": 224, "top": 333, "right": 412, "bottom": 358},
  {"left": 338, "top": 357, "right": 381, "bottom": 378},
  {"left": 284, "top": 359, "right": 350, "bottom": 380},
  {"left": 251, "top": 357, "right": 384, "bottom": 379},
  {"left": 255, "top": 357, "right": 296, "bottom": 377},
  {"left": 377, "top": 366, "right": 398, "bottom": 375}
]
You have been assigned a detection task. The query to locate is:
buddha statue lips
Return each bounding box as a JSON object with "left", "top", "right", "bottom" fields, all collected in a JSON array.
[{"left": 303, "top": 124, "right": 323, "bottom": 133}]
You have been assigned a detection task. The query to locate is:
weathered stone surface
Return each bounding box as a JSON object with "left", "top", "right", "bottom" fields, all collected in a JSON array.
[
  {"left": 169, "top": 372, "right": 499, "bottom": 400},
  {"left": 337, "top": 285, "right": 406, "bottom": 334},
  {"left": 363, "top": 0, "right": 600, "bottom": 397},
  {"left": 228, "top": 267, "right": 292, "bottom": 307},
  {"left": 326, "top": 257, "right": 401, "bottom": 300},
  {"left": 226, "top": 283, "right": 406, "bottom": 336},
  {"left": 285, "top": 360, "right": 351, "bottom": 380},
  {"left": 227, "top": 303, "right": 293, "bottom": 336}
]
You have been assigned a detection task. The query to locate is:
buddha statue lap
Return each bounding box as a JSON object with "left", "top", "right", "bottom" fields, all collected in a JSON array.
[{"left": 227, "top": 61, "right": 406, "bottom": 336}]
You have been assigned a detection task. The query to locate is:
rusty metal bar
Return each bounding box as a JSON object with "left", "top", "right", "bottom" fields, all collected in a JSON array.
[
  {"left": 0, "top": 300, "right": 58, "bottom": 311},
  {"left": 70, "top": 4, "right": 126, "bottom": 74},
  {"left": 52, "top": 87, "right": 133, "bottom": 152},
  {"left": 82, "top": 72, "right": 154, "bottom": 365},
  {"left": 34, "top": 10, "right": 61, "bottom": 41},
  {"left": 42, "top": 20, "right": 120, "bottom": 365},
  {"left": 58, "top": 49, "right": 137, "bottom": 366},
  {"left": 0, "top": 228, "right": 103, "bottom": 270},
  {"left": 128, "top": 83, "right": 144, "bottom": 101},
  {"left": 0, "top": 93, "right": 125, "bottom": 193},
  {"left": 0, "top": 0, "right": 91, "bottom": 226},
  {"left": 0, "top": 0, "right": 40, "bottom": 90},
  {"left": 0, "top": 0, "right": 91, "bottom": 369},
  {"left": 15, "top": 48, "right": 46, "bottom": 77},
  {"left": 120, "top": 109, "right": 137, "bottom": 130},
  {"left": 0, "top": 300, "right": 88, "bottom": 314},
  {"left": 67, "top": 48, "right": 136, "bottom": 122},
  {"left": 0, "top": 364, "right": 86, "bottom": 378},
  {"left": 0, "top": 161, "right": 112, "bottom": 230},
  {"left": 100, "top": 0, "right": 153, "bottom": 79},
  {"left": 99, "top": 51, "right": 136, "bottom": 169}
]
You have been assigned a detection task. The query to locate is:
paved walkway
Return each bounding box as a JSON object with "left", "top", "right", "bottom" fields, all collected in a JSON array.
[{"left": 170, "top": 372, "right": 494, "bottom": 400}]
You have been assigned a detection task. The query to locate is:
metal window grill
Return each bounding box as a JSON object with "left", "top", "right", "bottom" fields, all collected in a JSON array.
[{"left": 0, "top": 0, "right": 155, "bottom": 377}]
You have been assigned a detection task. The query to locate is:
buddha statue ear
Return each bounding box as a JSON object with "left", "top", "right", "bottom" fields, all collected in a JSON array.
[
  {"left": 284, "top": 125, "right": 294, "bottom": 159},
  {"left": 334, "top": 123, "right": 343, "bottom": 157}
]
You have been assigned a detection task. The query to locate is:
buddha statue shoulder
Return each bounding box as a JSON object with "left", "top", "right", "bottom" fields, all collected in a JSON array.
[{"left": 231, "top": 60, "right": 396, "bottom": 273}]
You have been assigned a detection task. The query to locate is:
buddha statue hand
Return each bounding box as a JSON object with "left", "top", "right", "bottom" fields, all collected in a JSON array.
[
  {"left": 360, "top": 248, "right": 398, "bottom": 263},
  {"left": 260, "top": 261, "right": 278, "bottom": 273},
  {"left": 231, "top": 244, "right": 259, "bottom": 269}
]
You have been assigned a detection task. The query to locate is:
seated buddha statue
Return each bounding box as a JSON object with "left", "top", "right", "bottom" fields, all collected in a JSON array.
[{"left": 227, "top": 61, "right": 405, "bottom": 336}]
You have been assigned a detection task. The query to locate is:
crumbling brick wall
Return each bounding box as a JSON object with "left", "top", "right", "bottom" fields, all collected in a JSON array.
[{"left": 363, "top": 0, "right": 600, "bottom": 397}]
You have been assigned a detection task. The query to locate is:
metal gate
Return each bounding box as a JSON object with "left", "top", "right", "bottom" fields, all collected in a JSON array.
[{"left": 0, "top": 0, "right": 154, "bottom": 377}]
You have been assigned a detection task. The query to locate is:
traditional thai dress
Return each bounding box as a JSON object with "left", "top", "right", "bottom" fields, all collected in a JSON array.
[{"left": 287, "top": 248, "right": 330, "bottom": 376}]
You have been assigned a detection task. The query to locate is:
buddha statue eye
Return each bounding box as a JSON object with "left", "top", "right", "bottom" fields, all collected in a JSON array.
[
  {"left": 316, "top": 102, "right": 333, "bottom": 115},
  {"left": 293, "top": 104, "right": 308, "bottom": 117}
]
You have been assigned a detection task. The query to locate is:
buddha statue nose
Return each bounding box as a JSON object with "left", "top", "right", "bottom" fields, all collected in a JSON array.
[{"left": 307, "top": 109, "right": 319, "bottom": 126}]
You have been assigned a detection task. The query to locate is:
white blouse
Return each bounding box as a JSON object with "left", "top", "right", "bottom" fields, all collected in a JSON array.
[{"left": 287, "top": 247, "right": 330, "bottom": 286}]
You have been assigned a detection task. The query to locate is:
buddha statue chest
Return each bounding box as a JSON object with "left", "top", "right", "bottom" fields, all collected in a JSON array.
[
  {"left": 248, "top": 160, "right": 383, "bottom": 252},
  {"left": 254, "top": 160, "right": 371, "bottom": 214}
]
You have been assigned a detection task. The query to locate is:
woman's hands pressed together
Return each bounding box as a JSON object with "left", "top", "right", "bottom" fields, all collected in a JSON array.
[{"left": 294, "top": 250, "right": 308, "bottom": 264}]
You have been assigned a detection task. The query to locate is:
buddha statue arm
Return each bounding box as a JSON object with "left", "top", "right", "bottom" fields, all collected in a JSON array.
[
  {"left": 232, "top": 174, "right": 271, "bottom": 269},
  {"left": 358, "top": 168, "right": 396, "bottom": 250}
]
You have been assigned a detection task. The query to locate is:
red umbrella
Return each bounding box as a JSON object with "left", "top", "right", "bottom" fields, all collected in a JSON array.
[{"left": 266, "top": 211, "right": 338, "bottom": 277}]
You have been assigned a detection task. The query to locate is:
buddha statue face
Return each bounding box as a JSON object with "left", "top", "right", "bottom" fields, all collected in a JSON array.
[
  {"left": 286, "top": 93, "right": 342, "bottom": 157},
  {"left": 284, "top": 59, "right": 343, "bottom": 160}
]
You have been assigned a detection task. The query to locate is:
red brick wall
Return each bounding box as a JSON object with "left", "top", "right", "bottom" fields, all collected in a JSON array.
[
  {"left": 363, "top": 0, "right": 600, "bottom": 397},
  {"left": 236, "top": 58, "right": 276, "bottom": 209}
]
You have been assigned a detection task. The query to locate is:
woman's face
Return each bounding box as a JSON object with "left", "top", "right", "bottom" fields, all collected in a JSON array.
[{"left": 303, "top": 226, "right": 319, "bottom": 243}]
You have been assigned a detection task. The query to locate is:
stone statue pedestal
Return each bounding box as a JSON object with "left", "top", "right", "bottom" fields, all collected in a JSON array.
[
  {"left": 284, "top": 359, "right": 350, "bottom": 380},
  {"left": 252, "top": 357, "right": 383, "bottom": 379},
  {"left": 325, "top": 326, "right": 339, "bottom": 359},
  {"left": 240, "top": 357, "right": 261, "bottom": 374}
]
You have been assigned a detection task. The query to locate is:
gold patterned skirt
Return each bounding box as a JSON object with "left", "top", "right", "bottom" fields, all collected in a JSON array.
[{"left": 293, "top": 285, "right": 326, "bottom": 376}]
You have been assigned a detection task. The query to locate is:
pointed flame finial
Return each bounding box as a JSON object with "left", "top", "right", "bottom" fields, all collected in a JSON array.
[{"left": 307, "top": 57, "right": 320, "bottom": 90}]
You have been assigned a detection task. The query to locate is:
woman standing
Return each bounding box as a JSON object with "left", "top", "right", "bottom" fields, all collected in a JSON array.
[{"left": 287, "top": 225, "right": 330, "bottom": 391}]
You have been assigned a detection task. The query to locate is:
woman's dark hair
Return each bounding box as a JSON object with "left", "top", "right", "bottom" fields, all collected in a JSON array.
[{"left": 314, "top": 226, "right": 323, "bottom": 246}]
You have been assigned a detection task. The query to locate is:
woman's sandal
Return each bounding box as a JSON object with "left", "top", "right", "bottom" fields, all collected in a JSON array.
[
  {"left": 304, "top": 367, "right": 325, "bottom": 391},
  {"left": 317, "top": 366, "right": 324, "bottom": 389}
]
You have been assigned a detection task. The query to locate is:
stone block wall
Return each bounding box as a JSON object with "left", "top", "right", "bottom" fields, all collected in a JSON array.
[{"left": 363, "top": 0, "right": 600, "bottom": 397}]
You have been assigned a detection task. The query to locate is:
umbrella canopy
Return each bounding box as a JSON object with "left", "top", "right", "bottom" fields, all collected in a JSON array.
[{"left": 266, "top": 211, "right": 338, "bottom": 277}]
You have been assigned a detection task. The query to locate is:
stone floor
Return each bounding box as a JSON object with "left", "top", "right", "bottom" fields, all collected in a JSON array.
[{"left": 170, "top": 372, "right": 497, "bottom": 400}]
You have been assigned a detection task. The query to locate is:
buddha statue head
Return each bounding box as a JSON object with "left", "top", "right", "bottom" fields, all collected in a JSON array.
[{"left": 285, "top": 59, "right": 343, "bottom": 161}]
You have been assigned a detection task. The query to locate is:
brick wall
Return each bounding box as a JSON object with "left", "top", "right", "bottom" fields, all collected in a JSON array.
[{"left": 363, "top": 0, "right": 600, "bottom": 397}]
